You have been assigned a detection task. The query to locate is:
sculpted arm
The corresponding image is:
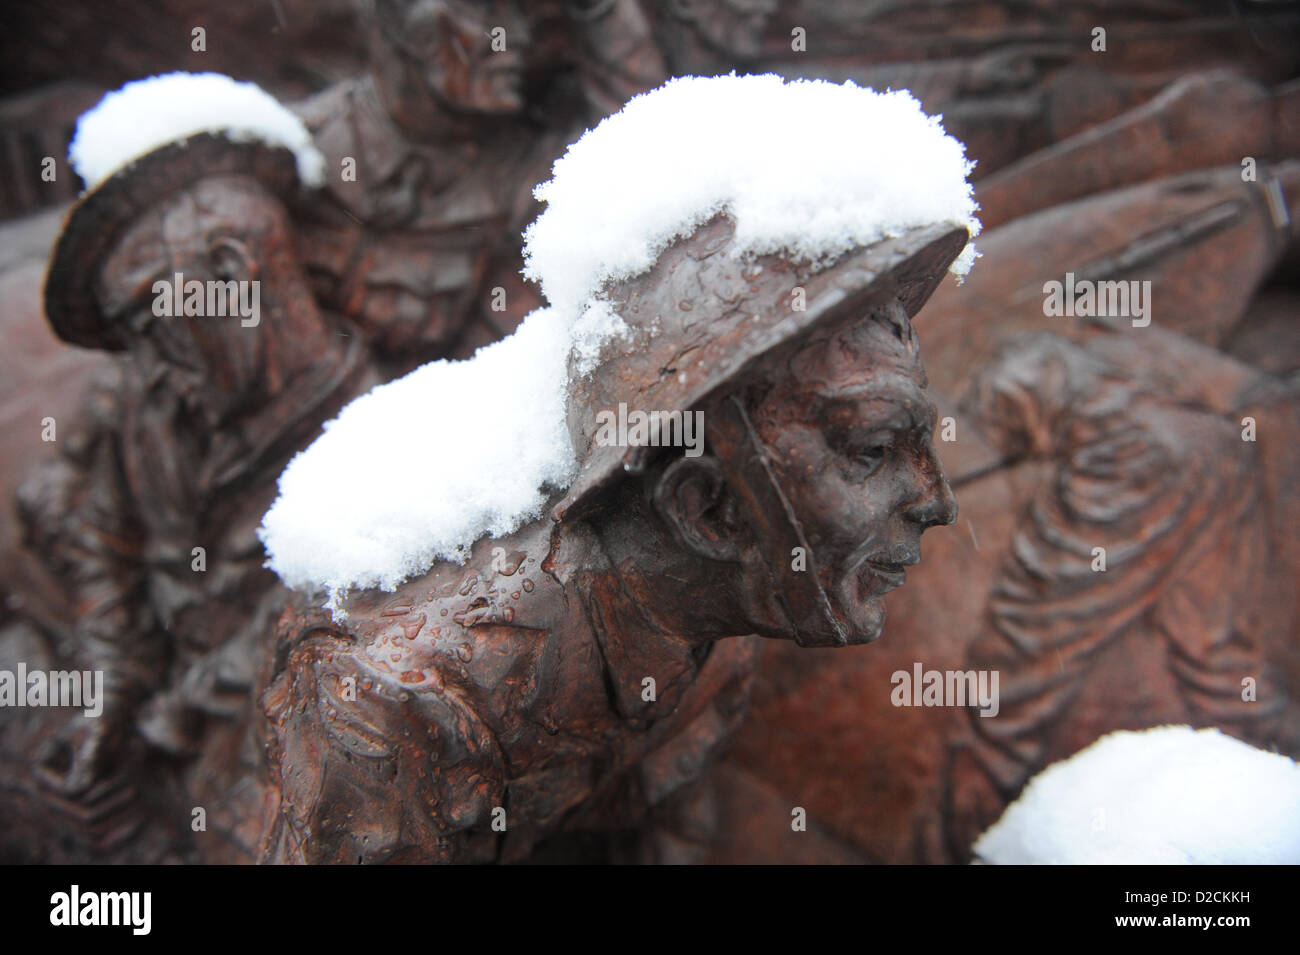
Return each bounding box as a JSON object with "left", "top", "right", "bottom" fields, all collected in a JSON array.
[{"left": 259, "top": 622, "right": 507, "bottom": 864}]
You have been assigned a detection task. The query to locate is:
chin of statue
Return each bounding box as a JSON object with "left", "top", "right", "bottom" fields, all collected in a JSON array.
[
  {"left": 761, "top": 581, "right": 887, "bottom": 648},
  {"left": 834, "top": 566, "right": 892, "bottom": 646},
  {"left": 740, "top": 557, "right": 892, "bottom": 646},
  {"left": 840, "top": 595, "right": 887, "bottom": 646}
]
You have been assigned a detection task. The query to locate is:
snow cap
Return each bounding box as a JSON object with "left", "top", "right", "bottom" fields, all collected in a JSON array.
[
  {"left": 524, "top": 72, "right": 980, "bottom": 319},
  {"left": 68, "top": 71, "right": 325, "bottom": 191},
  {"left": 974, "top": 726, "right": 1300, "bottom": 864}
]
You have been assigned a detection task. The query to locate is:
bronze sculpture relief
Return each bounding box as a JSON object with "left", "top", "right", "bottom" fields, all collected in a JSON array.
[
  {"left": 1, "top": 0, "right": 1297, "bottom": 868},
  {"left": 699, "top": 158, "right": 1300, "bottom": 864},
  {"left": 291, "top": 0, "right": 665, "bottom": 375}
]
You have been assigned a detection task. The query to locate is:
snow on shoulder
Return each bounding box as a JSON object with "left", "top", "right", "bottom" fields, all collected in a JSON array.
[
  {"left": 259, "top": 74, "right": 980, "bottom": 614},
  {"left": 69, "top": 71, "right": 326, "bottom": 190},
  {"left": 973, "top": 726, "right": 1300, "bottom": 864},
  {"left": 260, "top": 308, "right": 575, "bottom": 607}
]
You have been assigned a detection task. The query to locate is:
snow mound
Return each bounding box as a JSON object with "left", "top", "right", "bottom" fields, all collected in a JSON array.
[
  {"left": 974, "top": 726, "right": 1300, "bottom": 864},
  {"left": 261, "top": 73, "right": 980, "bottom": 611},
  {"left": 69, "top": 71, "right": 326, "bottom": 190},
  {"left": 259, "top": 308, "right": 575, "bottom": 613},
  {"left": 524, "top": 72, "right": 981, "bottom": 319}
]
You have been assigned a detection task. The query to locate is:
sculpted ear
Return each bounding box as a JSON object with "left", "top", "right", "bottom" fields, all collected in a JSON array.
[{"left": 652, "top": 456, "right": 743, "bottom": 563}]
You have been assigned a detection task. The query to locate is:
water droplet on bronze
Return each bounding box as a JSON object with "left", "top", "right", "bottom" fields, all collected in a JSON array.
[{"left": 401, "top": 612, "right": 427, "bottom": 640}]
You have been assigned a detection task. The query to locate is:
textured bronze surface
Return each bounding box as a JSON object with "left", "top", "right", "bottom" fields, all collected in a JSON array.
[{"left": 1, "top": 0, "right": 1298, "bottom": 864}]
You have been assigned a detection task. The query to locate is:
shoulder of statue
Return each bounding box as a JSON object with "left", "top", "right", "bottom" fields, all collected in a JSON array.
[{"left": 291, "top": 78, "right": 362, "bottom": 137}]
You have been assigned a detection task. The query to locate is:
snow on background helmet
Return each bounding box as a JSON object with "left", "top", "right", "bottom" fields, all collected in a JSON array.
[{"left": 45, "top": 72, "right": 325, "bottom": 352}]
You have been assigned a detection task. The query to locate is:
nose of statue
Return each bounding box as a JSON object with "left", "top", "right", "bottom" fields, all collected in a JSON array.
[{"left": 904, "top": 448, "right": 958, "bottom": 529}]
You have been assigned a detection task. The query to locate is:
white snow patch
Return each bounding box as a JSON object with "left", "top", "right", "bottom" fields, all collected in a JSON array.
[
  {"left": 69, "top": 72, "right": 326, "bottom": 190},
  {"left": 259, "top": 308, "right": 575, "bottom": 614},
  {"left": 974, "top": 726, "right": 1300, "bottom": 864},
  {"left": 524, "top": 73, "right": 981, "bottom": 320},
  {"left": 569, "top": 301, "right": 630, "bottom": 377},
  {"left": 261, "top": 73, "right": 980, "bottom": 610}
]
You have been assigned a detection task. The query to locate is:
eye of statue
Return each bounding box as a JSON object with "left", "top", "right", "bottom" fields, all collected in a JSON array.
[{"left": 838, "top": 430, "right": 895, "bottom": 479}]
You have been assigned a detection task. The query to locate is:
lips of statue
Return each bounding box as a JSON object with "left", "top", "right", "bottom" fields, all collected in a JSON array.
[{"left": 755, "top": 362, "right": 957, "bottom": 644}]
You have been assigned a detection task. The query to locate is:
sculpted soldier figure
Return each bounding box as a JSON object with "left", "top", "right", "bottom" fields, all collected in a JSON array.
[
  {"left": 257, "top": 215, "right": 965, "bottom": 863},
  {"left": 294, "top": 0, "right": 665, "bottom": 373},
  {"left": 9, "top": 127, "right": 376, "bottom": 860}
]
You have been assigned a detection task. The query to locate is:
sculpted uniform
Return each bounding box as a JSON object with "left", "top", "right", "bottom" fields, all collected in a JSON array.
[
  {"left": 259, "top": 519, "right": 759, "bottom": 863},
  {"left": 16, "top": 335, "right": 372, "bottom": 859},
  {"left": 289, "top": 0, "right": 674, "bottom": 372},
  {"left": 13, "top": 132, "right": 379, "bottom": 861}
]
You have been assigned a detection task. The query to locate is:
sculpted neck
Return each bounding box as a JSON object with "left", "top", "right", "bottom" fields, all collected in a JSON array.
[{"left": 579, "top": 500, "right": 753, "bottom": 648}]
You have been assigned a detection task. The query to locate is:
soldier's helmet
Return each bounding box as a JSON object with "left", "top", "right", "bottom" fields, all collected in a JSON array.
[
  {"left": 556, "top": 212, "right": 968, "bottom": 521},
  {"left": 44, "top": 72, "right": 323, "bottom": 352},
  {"left": 45, "top": 134, "right": 305, "bottom": 352}
]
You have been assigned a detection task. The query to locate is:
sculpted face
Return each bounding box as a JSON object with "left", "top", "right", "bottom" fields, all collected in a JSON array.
[
  {"left": 744, "top": 306, "right": 957, "bottom": 644},
  {"left": 374, "top": 0, "right": 527, "bottom": 116},
  {"left": 94, "top": 176, "right": 310, "bottom": 421}
]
